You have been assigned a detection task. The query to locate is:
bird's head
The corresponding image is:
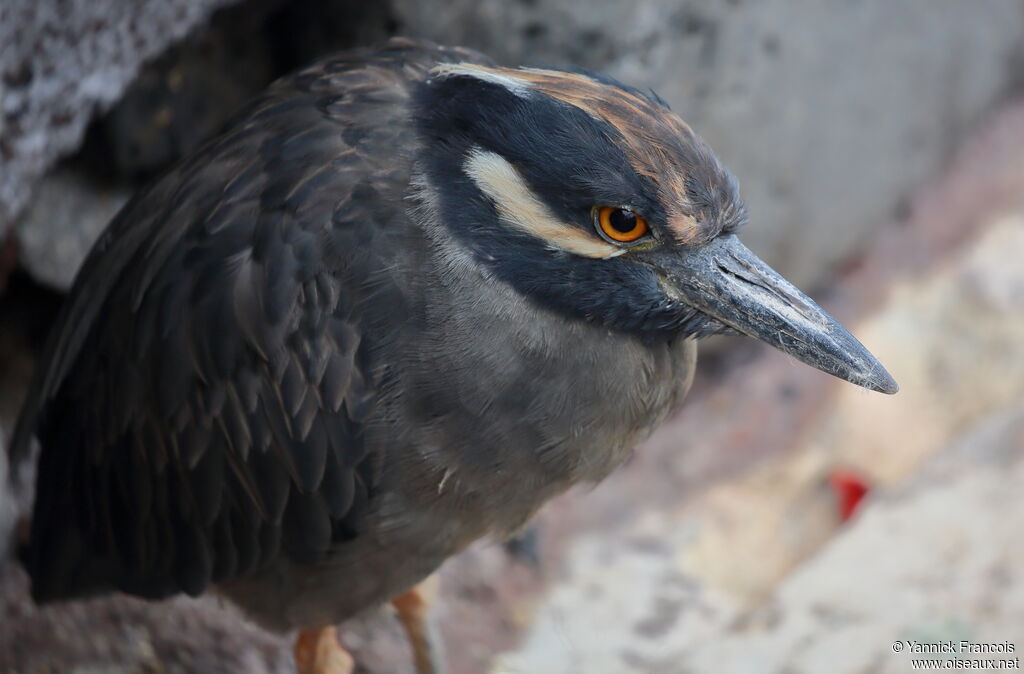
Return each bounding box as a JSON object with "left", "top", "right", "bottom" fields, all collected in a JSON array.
[{"left": 412, "top": 63, "right": 897, "bottom": 394}]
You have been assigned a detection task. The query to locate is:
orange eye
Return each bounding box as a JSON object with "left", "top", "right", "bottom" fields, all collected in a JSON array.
[{"left": 596, "top": 206, "right": 648, "bottom": 243}]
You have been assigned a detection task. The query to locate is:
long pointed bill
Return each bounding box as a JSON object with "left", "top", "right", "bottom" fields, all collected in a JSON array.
[{"left": 662, "top": 235, "right": 898, "bottom": 394}]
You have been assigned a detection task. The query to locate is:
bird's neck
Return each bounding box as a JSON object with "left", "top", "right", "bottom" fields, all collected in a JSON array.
[{"left": 400, "top": 173, "right": 696, "bottom": 496}]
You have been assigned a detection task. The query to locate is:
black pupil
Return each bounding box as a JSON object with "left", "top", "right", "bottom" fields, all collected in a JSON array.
[{"left": 609, "top": 209, "right": 636, "bottom": 233}]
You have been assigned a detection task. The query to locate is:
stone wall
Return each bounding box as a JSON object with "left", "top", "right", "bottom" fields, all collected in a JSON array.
[{"left": 0, "top": 0, "right": 236, "bottom": 241}]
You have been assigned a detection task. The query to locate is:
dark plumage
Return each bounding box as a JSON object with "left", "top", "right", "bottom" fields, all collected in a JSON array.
[{"left": 11, "top": 38, "right": 895, "bottom": 673}]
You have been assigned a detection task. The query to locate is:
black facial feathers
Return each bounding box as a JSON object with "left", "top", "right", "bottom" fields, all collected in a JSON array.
[
  {"left": 411, "top": 69, "right": 725, "bottom": 339},
  {"left": 414, "top": 72, "right": 666, "bottom": 230}
]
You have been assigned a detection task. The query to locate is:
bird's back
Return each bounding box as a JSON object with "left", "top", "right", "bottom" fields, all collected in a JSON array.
[{"left": 14, "top": 39, "right": 489, "bottom": 603}]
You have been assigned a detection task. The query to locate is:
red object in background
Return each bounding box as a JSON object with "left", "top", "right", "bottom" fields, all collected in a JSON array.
[{"left": 829, "top": 470, "right": 870, "bottom": 522}]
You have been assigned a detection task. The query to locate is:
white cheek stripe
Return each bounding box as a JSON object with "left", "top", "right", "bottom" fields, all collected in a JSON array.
[
  {"left": 430, "top": 64, "right": 533, "bottom": 97},
  {"left": 463, "top": 149, "right": 623, "bottom": 259}
]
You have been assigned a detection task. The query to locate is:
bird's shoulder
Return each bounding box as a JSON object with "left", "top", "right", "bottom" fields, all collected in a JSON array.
[{"left": 16, "top": 39, "right": 474, "bottom": 446}]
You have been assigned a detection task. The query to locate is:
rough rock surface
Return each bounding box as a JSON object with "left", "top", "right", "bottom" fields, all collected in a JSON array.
[
  {"left": 14, "top": 170, "right": 130, "bottom": 290},
  {"left": 392, "top": 0, "right": 1024, "bottom": 289},
  {"left": 0, "top": 0, "right": 237, "bottom": 234},
  {"left": 682, "top": 403, "right": 1024, "bottom": 674},
  {"left": 493, "top": 399, "right": 1024, "bottom": 674},
  {"left": 1, "top": 568, "right": 291, "bottom": 674}
]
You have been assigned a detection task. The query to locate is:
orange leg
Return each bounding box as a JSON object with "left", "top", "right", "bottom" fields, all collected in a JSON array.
[
  {"left": 392, "top": 574, "right": 448, "bottom": 674},
  {"left": 294, "top": 625, "right": 354, "bottom": 674}
]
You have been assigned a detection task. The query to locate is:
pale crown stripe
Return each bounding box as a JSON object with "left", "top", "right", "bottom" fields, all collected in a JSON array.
[
  {"left": 464, "top": 148, "right": 624, "bottom": 259},
  {"left": 430, "top": 64, "right": 533, "bottom": 97}
]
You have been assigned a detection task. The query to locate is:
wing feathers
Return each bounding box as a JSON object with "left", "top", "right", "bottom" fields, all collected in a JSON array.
[{"left": 19, "top": 41, "right": 435, "bottom": 601}]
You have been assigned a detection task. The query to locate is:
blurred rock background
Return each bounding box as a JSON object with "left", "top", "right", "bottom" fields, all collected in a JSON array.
[{"left": 2, "top": 1, "right": 1024, "bottom": 672}]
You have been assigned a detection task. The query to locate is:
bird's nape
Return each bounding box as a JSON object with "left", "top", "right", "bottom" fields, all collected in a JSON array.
[{"left": 652, "top": 234, "right": 898, "bottom": 394}]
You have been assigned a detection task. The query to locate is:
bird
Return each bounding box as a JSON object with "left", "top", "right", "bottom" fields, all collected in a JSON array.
[{"left": 9, "top": 38, "right": 897, "bottom": 674}]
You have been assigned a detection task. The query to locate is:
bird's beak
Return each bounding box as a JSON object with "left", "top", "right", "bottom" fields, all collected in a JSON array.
[{"left": 660, "top": 234, "right": 898, "bottom": 394}]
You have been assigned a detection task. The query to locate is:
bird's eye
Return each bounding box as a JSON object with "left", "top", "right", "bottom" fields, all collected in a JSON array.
[{"left": 596, "top": 207, "right": 648, "bottom": 243}]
